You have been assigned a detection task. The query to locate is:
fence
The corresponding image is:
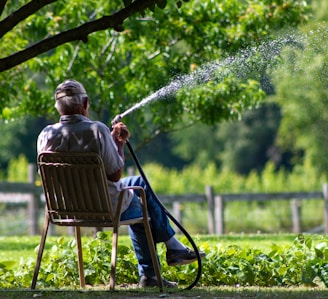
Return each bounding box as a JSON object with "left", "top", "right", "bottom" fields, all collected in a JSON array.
[
  {"left": 0, "top": 165, "right": 41, "bottom": 235},
  {"left": 0, "top": 164, "right": 327, "bottom": 236},
  {"left": 160, "top": 185, "right": 328, "bottom": 235}
]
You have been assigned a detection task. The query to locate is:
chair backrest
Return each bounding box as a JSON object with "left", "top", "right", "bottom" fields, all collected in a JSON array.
[{"left": 38, "top": 151, "right": 114, "bottom": 226}]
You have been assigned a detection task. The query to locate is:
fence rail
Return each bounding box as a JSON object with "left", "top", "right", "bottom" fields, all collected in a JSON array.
[
  {"left": 159, "top": 185, "right": 328, "bottom": 235},
  {"left": 0, "top": 164, "right": 327, "bottom": 236}
]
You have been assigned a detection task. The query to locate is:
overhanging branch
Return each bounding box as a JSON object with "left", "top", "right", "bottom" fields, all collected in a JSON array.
[
  {"left": 0, "top": 0, "right": 56, "bottom": 38},
  {"left": 0, "top": 0, "right": 156, "bottom": 72}
]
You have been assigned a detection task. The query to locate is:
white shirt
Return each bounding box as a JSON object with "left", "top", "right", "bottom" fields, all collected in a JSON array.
[{"left": 37, "top": 114, "right": 133, "bottom": 214}]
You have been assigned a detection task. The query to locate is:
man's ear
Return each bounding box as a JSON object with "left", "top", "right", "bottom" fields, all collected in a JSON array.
[
  {"left": 82, "top": 97, "right": 89, "bottom": 109},
  {"left": 81, "top": 97, "right": 89, "bottom": 117}
]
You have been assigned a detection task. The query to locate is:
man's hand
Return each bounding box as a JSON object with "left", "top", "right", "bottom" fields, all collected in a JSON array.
[{"left": 111, "top": 122, "right": 130, "bottom": 143}]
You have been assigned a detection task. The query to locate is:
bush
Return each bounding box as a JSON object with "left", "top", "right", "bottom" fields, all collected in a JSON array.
[{"left": 5, "top": 233, "right": 328, "bottom": 288}]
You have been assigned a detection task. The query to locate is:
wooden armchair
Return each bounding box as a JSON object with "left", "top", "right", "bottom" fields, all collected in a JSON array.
[{"left": 31, "top": 151, "right": 163, "bottom": 291}]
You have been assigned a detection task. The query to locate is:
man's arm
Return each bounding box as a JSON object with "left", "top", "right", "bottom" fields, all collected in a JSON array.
[
  {"left": 107, "top": 167, "right": 123, "bottom": 182},
  {"left": 107, "top": 122, "right": 130, "bottom": 182}
]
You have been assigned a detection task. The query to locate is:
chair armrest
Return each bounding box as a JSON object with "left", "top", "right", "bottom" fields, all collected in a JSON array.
[{"left": 114, "top": 186, "right": 148, "bottom": 223}]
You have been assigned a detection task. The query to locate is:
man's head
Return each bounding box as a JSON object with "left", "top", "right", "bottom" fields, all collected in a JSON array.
[{"left": 54, "top": 80, "right": 89, "bottom": 116}]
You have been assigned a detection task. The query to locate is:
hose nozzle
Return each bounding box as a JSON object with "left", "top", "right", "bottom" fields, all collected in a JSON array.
[{"left": 111, "top": 114, "right": 123, "bottom": 126}]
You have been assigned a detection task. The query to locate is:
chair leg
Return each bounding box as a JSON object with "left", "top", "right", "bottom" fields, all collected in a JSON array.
[
  {"left": 110, "top": 225, "right": 119, "bottom": 290},
  {"left": 143, "top": 219, "right": 164, "bottom": 291},
  {"left": 138, "top": 188, "right": 163, "bottom": 291},
  {"left": 31, "top": 215, "right": 50, "bottom": 289},
  {"left": 75, "top": 227, "right": 85, "bottom": 288}
]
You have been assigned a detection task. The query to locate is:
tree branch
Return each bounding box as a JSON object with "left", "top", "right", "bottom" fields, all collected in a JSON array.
[
  {"left": 0, "top": 0, "right": 156, "bottom": 72},
  {"left": 0, "top": 0, "right": 56, "bottom": 38}
]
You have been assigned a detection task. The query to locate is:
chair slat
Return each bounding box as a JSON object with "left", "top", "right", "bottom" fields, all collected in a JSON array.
[
  {"left": 41, "top": 166, "right": 59, "bottom": 213},
  {"left": 93, "top": 165, "right": 112, "bottom": 215},
  {"left": 48, "top": 166, "right": 65, "bottom": 213}
]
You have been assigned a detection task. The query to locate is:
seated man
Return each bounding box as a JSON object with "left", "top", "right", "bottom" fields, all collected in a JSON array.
[{"left": 37, "top": 79, "right": 205, "bottom": 288}]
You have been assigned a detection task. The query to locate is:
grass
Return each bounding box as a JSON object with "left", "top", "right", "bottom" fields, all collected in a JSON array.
[{"left": 1, "top": 233, "right": 328, "bottom": 298}]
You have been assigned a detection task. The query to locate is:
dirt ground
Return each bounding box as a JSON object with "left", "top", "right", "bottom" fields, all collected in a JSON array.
[{"left": 1, "top": 287, "right": 328, "bottom": 299}]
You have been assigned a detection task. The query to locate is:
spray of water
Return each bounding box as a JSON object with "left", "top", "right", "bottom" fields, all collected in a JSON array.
[
  {"left": 120, "top": 81, "right": 182, "bottom": 118},
  {"left": 119, "top": 33, "right": 305, "bottom": 119}
]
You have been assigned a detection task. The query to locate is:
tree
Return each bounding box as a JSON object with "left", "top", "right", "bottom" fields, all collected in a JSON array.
[
  {"left": 169, "top": 103, "right": 282, "bottom": 173},
  {"left": 0, "top": 0, "right": 179, "bottom": 72},
  {"left": 0, "top": 1, "right": 309, "bottom": 122},
  {"left": 0, "top": 0, "right": 310, "bottom": 169},
  {"left": 0, "top": 0, "right": 185, "bottom": 125},
  {"left": 270, "top": 22, "right": 328, "bottom": 173},
  {"left": 267, "top": 0, "right": 328, "bottom": 174},
  {"left": 0, "top": 117, "right": 48, "bottom": 169}
]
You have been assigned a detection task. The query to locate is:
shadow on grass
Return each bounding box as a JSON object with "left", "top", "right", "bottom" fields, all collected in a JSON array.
[{"left": 1, "top": 286, "right": 328, "bottom": 299}]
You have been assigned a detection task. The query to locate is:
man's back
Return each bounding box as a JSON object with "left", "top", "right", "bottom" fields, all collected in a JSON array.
[
  {"left": 37, "top": 114, "right": 102, "bottom": 153},
  {"left": 37, "top": 114, "right": 133, "bottom": 213}
]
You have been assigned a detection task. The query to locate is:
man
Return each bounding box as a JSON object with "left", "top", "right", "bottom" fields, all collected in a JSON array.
[{"left": 37, "top": 79, "right": 205, "bottom": 288}]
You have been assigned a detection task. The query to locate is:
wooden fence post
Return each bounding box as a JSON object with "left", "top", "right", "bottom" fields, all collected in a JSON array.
[
  {"left": 215, "top": 195, "right": 224, "bottom": 235},
  {"left": 28, "top": 163, "right": 39, "bottom": 236},
  {"left": 205, "top": 185, "right": 215, "bottom": 235},
  {"left": 291, "top": 199, "right": 301, "bottom": 233},
  {"left": 172, "top": 201, "right": 182, "bottom": 233},
  {"left": 323, "top": 183, "right": 328, "bottom": 234}
]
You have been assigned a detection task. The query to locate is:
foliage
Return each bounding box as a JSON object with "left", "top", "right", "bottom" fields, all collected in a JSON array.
[
  {"left": 83, "top": 233, "right": 138, "bottom": 285},
  {"left": 2, "top": 145, "right": 326, "bottom": 197},
  {"left": 0, "top": 0, "right": 184, "bottom": 72},
  {"left": 200, "top": 234, "right": 328, "bottom": 287},
  {"left": 12, "top": 233, "right": 138, "bottom": 288},
  {"left": 270, "top": 22, "right": 328, "bottom": 175},
  {"left": 0, "top": 0, "right": 314, "bottom": 177},
  {"left": 141, "top": 156, "right": 328, "bottom": 195},
  {"left": 0, "top": 1, "right": 310, "bottom": 141},
  {"left": 136, "top": 160, "right": 327, "bottom": 233},
  {"left": 1, "top": 150, "right": 326, "bottom": 235},
  {"left": 0, "top": 117, "right": 47, "bottom": 168},
  {"left": 7, "top": 155, "right": 28, "bottom": 182},
  {"left": 2, "top": 233, "right": 328, "bottom": 288},
  {"left": 169, "top": 102, "right": 282, "bottom": 173}
]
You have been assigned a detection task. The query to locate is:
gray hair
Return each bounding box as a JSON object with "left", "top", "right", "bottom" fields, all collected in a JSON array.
[
  {"left": 55, "top": 94, "right": 88, "bottom": 113},
  {"left": 54, "top": 79, "right": 88, "bottom": 114}
]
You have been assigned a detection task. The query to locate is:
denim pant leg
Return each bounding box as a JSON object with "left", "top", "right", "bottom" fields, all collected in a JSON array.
[
  {"left": 120, "top": 176, "right": 175, "bottom": 277},
  {"left": 120, "top": 195, "right": 153, "bottom": 277}
]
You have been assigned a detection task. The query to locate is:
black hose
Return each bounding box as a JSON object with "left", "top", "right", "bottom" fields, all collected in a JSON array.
[{"left": 126, "top": 140, "right": 202, "bottom": 290}]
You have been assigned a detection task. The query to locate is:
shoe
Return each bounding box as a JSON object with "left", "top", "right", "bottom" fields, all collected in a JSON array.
[
  {"left": 139, "top": 275, "right": 178, "bottom": 288},
  {"left": 166, "top": 247, "right": 206, "bottom": 266}
]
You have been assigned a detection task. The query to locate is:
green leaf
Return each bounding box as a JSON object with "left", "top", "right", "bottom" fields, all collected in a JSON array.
[{"left": 0, "top": 261, "right": 16, "bottom": 270}]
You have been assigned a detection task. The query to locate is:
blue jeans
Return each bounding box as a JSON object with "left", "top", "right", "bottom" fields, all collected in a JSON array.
[{"left": 120, "top": 176, "right": 175, "bottom": 278}]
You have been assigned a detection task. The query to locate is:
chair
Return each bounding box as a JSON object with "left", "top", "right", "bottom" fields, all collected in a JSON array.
[{"left": 31, "top": 151, "right": 163, "bottom": 291}]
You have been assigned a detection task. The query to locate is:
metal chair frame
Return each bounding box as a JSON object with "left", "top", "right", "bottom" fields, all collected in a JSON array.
[{"left": 31, "top": 151, "right": 163, "bottom": 290}]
